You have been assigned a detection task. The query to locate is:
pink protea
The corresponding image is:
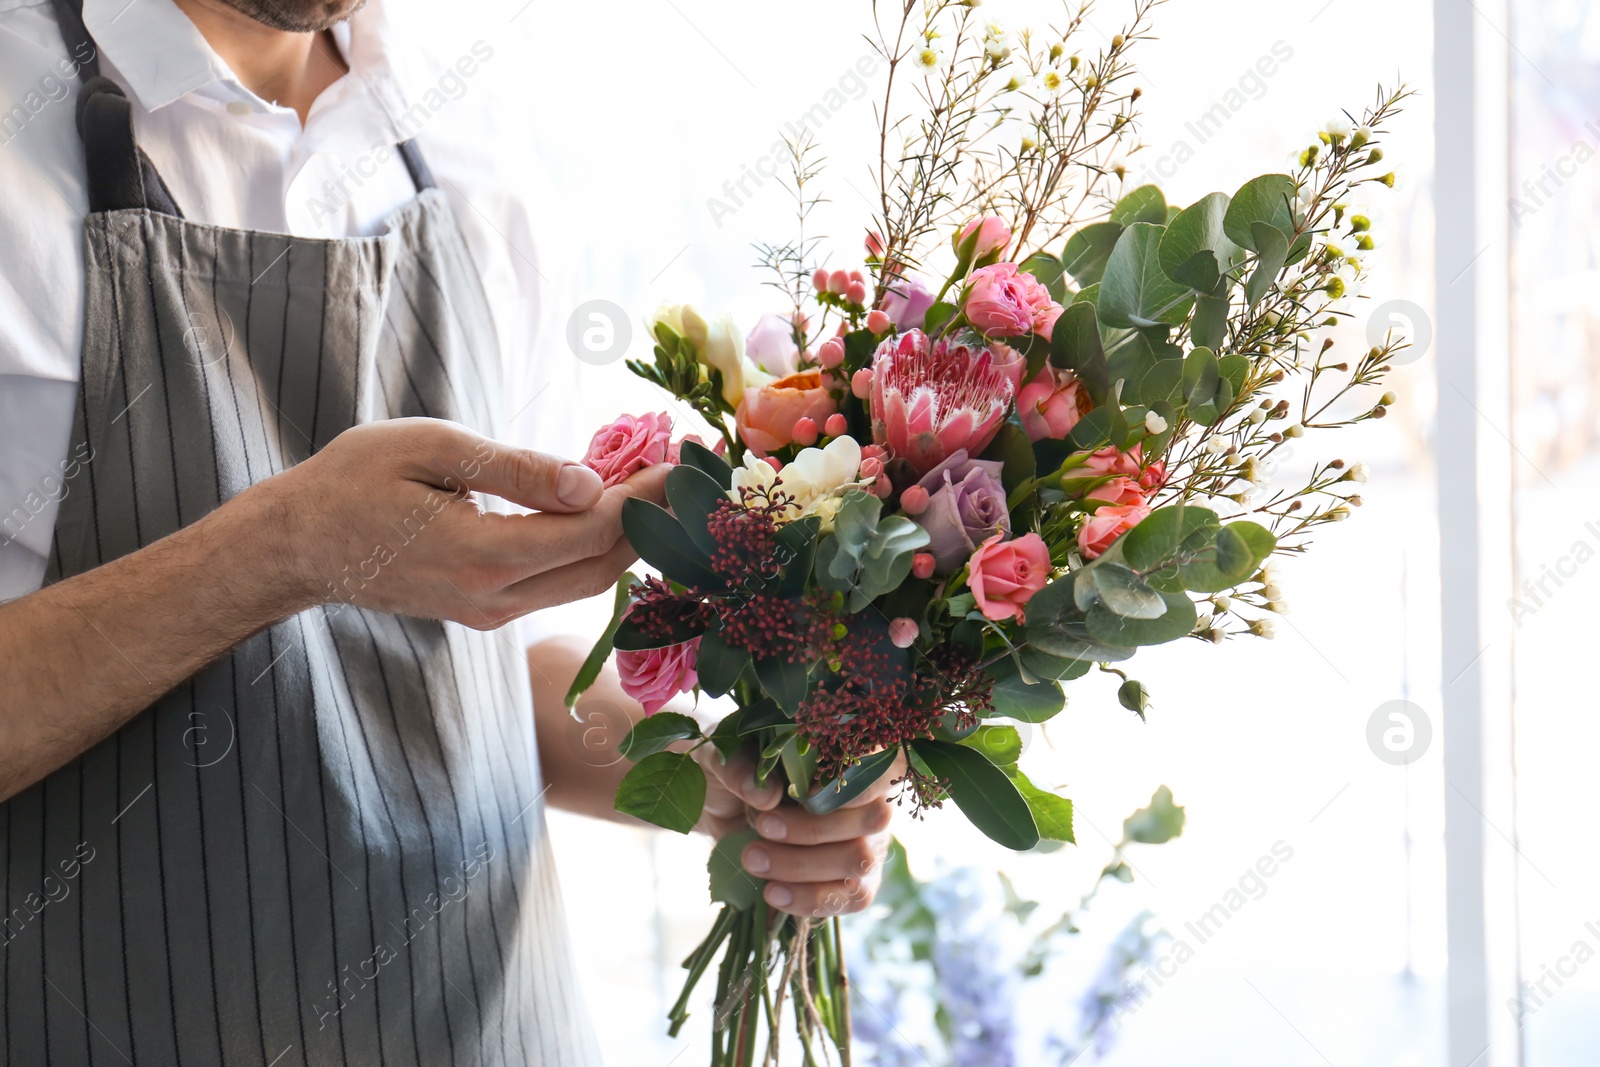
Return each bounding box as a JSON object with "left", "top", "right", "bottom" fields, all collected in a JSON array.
[{"left": 869, "top": 329, "right": 1017, "bottom": 475}]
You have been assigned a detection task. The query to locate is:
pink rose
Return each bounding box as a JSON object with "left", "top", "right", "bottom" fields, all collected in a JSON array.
[
  {"left": 1081, "top": 444, "right": 1144, "bottom": 479},
  {"left": 963, "top": 263, "right": 1062, "bottom": 340},
  {"left": 665, "top": 434, "right": 720, "bottom": 465},
  {"left": 958, "top": 215, "right": 1013, "bottom": 260},
  {"left": 736, "top": 369, "right": 838, "bottom": 454},
  {"left": 583, "top": 411, "right": 674, "bottom": 488},
  {"left": 1139, "top": 459, "right": 1168, "bottom": 494},
  {"left": 962, "top": 263, "right": 1035, "bottom": 337},
  {"left": 616, "top": 638, "right": 700, "bottom": 716},
  {"left": 1077, "top": 502, "right": 1151, "bottom": 560},
  {"left": 1017, "top": 366, "right": 1093, "bottom": 441},
  {"left": 968, "top": 532, "right": 1051, "bottom": 623},
  {"left": 1085, "top": 476, "right": 1146, "bottom": 507},
  {"left": 987, "top": 341, "right": 1029, "bottom": 391},
  {"left": 745, "top": 313, "right": 801, "bottom": 378}
]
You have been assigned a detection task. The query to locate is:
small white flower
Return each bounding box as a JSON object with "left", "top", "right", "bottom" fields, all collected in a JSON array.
[
  {"left": 1144, "top": 410, "right": 1168, "bottom": 434},
  {"left": 1346, "top": 461, "right": 1368, "bottom": 483},
  {"left": 1212, "top": 595, "right": 1234, "bottom": 612},
  {"left": 1250, "top": 616, "right": 1278, "bottom": 639},
  {"left": 1204, "top": 436, "right": 1228, "bottom": 455},
  {"left": 914, "top": 46, "right": 943, "bottom": 74},
  {"left": 1261, "top": 582, "right": 1283, "bottom": 601},
  {"left": 1247, "top": 407, "right": 1267, "bottom": 426},
  {"left": 1325, "top": 116, "right": 1353, "bottom": 138},
  {"left": 1039, "top": 67, "right": 1068, "bottom": 94},
  {"left": 1284, "top": 423, "right": 1304, "bottom": 438}
]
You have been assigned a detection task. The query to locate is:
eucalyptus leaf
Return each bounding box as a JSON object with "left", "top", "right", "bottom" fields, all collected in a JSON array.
[
  {"left": 1062, "top": 222, "right": 1122, "bottom": 286},
  {"left": 1159, "top": 192, "right": 1244, "bottom": 290},
  {"left": 1191, "top": 293, "right": 1229, "bottom": 350},
  {"left": 1222, "top": 174, "right": 1297, "bottom": 250},
  {"left": 1109, "top": 184, "right": 1167, "bottom": 226},
  {"left": 1020, "top": 646, "right": 1093, "bottom": 682},
  {"left": 1091, "top": 564, "right": 1166, "bottom": 620},
  {"left": 1098, "top": 223, "right": 1194, "bottom": 330},
  {"left": 1244, "top": 220, "right": 1290, "bottom": 308},
  {"left": 1086, "top": 590, "right": 1199, "bottom": 647},
  {"left": 1048, "top": 302, "right": 1109, "bottom": 403}
]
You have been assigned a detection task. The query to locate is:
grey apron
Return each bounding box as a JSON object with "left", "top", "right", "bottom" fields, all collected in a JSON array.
[{"left": 0, "top": 4, "right": 600, "bottom": 1064}]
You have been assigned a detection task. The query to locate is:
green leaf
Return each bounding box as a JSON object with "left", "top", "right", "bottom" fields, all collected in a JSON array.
[
  {"left": 1072, "top": 283, "right": 1100, "bottom": 305},
  {"left": 621, "top": 498, "right": 724, "bottom": 590},
  {"left": 1061, "top": 222, "right": 1122, "bottom": 286},
  {"left": 1178, "top": 520, "right": 1276, "bottom": 592},
  {"left": 1104, "top": 326, "right": 1183, "bottom": 407},
  {"left": 1110, "top": 184, "right": 1167, "bottom": 226},
  {"left": 1244, "top": 220, "right": 1289, "bottom": 308},
  {"left": 1159, "top": 192, "right": 1243, "bottom": 291},
  {"left": 708, "top": 706, "right": 747, "bottom": 760},
  {"left": 1087, "top": 589, "right": 1197, "bottom": 646},
  {"left": 754, "top": 653, "right": 809, "bottom": 712},
  {"left": 564, "top": 572, "right": 636, "bottom": 706},
  {"left": 798, "top": 747, "right": 899, "bottom": 815},
  {"left": 666, "top": 463, "right": 730, "bottom": 557},
  {"left": 1020, "top": 646, "right": 1093, "bottom": 682},
  {"left": 1022, "top": 578, "right": 1139, "bottom": 662},
  {"left": 961, "top": 724, "right": 1024, "bottom": 766},
  {"left": 1181, "top": 347, "right": 1220, "bottom": 409},
  {"left": 1222, "top": 174, "right": 1297, "bottom": 250},
  {"left": 1048, "top": 302, "right": 1109, "bottom": 403},
  {"left": 1121, "top": 506, "right": 1186, "bottom": 572},
  {"left": 985, "top": 655, "right": 1068, "bottom": 722},
  {"left": 1019, "top": 251, "right": 1067, "bottom": 303},
  {"left": 1122, "top": 784, "right": 1186, "bottom": 844},
  {"left": 923, "top": 301, "right": 958, "bottom": 336},
  {"left": 1214, "top": 525, "right": 1253, "bottom": 579},
  {"left": 708, "top": 829, "right": 765, "bottom": 908},
  {"left": 614, "top": 751, "right": 706, "bottom": 833},
  {"left": 677, "top": 439, "right": 732, "bottom": 488},
  {"left": 912, "top": 740, "right": 1040, "bottom": 850},
  {"left": 1007, "top": 768, "right": 1075, "bottom": 843},
  {"left": 1191, "top": 293, "right": 1229, "bottom": 350},
  {"left": 1098, "top": 223, "right": 1194, "bottom": 330},
  {"left": 1090, "top": 564, "right": 1166, "bottom": 619},
  {"left": 619, "top": 711, "right": 703, "bottom": 760},
  {"left": 981, "top": 422, "right": 1037, "bottom": 497},
  {"left": 695, "top": 629, "right": 748, "bottom": 697}
]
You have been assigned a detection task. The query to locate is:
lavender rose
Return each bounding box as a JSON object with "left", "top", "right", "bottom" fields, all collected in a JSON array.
[{"left": 912, "top": 450, "right": 1011, "bottom": 572}]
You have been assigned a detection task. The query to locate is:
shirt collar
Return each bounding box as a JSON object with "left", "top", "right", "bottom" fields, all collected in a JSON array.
[{"left": 81, "top": 0, "right": 418, "bottom": 134}]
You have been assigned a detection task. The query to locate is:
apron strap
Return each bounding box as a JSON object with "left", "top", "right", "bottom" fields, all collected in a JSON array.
[{"left": 49, "top": 0, "right": 436, "bottom": 216}]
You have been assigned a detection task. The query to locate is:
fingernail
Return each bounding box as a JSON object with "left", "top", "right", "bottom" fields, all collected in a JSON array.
[
  {"left": 765, "top": 884, "right": 793, "bottom": 908},
  {"left": 557, "top": 463, "right": 602, "bottom": 507},
  {"left": 742, "top": 846, "right": 771, "bottom": 874},
  {"left": 756, "top": 813, "right": 787, "bottom": 840}
]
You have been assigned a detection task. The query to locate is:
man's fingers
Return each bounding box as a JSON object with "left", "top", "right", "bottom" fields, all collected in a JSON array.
[
  {"left": 487, "top": 532, "right": 639, "bottom": 618},
  {"left": 403, "top": 421, "right": 603, "bottom": 514},
  {"left": 762, "top": 877, "right": 875, "bottom": 918},
  {"left": 699, "top": 745, "right": 783, "bottom": 812},
  {"left": 741, "top": 837, "right": 885, "bottom": 885},
  {"left": 751, "top": 797, "right": 892, "bottom": 846}
]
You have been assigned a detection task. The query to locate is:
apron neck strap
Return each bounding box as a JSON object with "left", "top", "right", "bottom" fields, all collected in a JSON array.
[{"left": 50, "top": 0, "right": 434, "bottom": 215}]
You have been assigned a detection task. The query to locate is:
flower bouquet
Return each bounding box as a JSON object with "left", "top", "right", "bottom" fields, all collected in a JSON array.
[{"left": 567, "top": 2, "right": 1410, "bottom": 1062}]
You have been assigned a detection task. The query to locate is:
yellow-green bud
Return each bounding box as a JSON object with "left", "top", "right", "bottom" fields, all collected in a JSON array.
[
  {"left": 1366, "top": 148, "right": 1384, "bottom": 164},
  {"left": 1069, "top": 55, "right": 1081, "bottom": 71},
  {"left": 1356, "top": 235, "right": 1375, "bottom": 250},
  {"left": 1380, "top": 390, "right": 1398, "bottom": 406},
  {"left": 1350, "top": 127, "right": 1371, "bottom": 149},
  {"left": 1049, "top": 43, "right": 1063, "bottom": 60},
  {"left": 1111, "top": 33, "right": 1126, "bottom": 48},
  {"left": 1350, "top": 214, "right": 1371, "bottom": 232},
  {"left": 1377, "top": 172, "right": 1395, "bottom": 188}
]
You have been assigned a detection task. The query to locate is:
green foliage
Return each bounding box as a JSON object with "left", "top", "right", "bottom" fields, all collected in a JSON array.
[
  {"left": 1048, "top": 302, "right": 1109, "bottom": 403},
  {"left": 676, "top": 439, "right": 732, "bottom": 488},
  {"left": 1061, "top": 221, "right": 1122, "bottom": 286},
  {"left": 911, "top": 739, "right": 1040, "bottom": 850},
  {"left": 619, "top": 711, "right": 704, "bottom": 760},
  {"left": 1097, "top": 222, "right": 1193, "bottom": 330},
  {"left": 814, "top": 490, "right": 931, "bottom": 611},
  {"left": 985, "top": 655, "right": 1068, "bottom": 722},
  {"left": 621, "top": 498, "right": 725, "bottom": 591},
  {"left": 614, "top": 751, "right": 706, "bottom": 833},
  {"left": 565, "top": 572, "right": 636, "bottom": 706},
  {"left": 665, "top": 463, "right": 731, "bottom": 557},
  {"left": 708, "top": 830, "right": 765, "bottom": 908},
  {"left": 695, "top": 629, "right": 748, "bottom": 697},
  {"left": 1223, "top": 173, "right": 1298, "bottom": 250},
  {"left": 797, "top": 747, "right": 900, "bottom": 815},
  {"left": 1109, "top": 184, "right": 1168, "bottom": 226},
  {"left": 1122, "top": 785, "right": 1186, "bottom": 844}
]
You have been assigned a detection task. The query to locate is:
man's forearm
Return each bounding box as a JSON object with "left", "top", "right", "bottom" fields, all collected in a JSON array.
[
  {"left": 0, "top": 482, "right": 309, "bottom": 801},
  {"left": 529, "top": 636, "right": 657, "bottom": 824}
]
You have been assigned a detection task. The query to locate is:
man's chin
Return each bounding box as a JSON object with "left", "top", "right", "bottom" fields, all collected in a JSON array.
[{"left": 224, "top": 0, "right": 369, "bottom": 33}]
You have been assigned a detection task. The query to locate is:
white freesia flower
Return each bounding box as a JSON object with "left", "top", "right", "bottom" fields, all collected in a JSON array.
[
  {"left": 648, "top": 303, "right": 708, "bottom": 348},
  {"left": 729, "top": 436, "right": 869, "bottom": 530},
  {"left": 702, "top": 314, "right": 754, "bottom": 407}
]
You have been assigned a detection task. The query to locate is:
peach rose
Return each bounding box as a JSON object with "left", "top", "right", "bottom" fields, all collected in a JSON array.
[
  {"left": 968, "top": 532, "right": 1051, "bottom": 623},
  {"left": 1017, "top": 365, "right": 1093, "bottom": 441},
  {"left": 617, "top": 638, "right": 700, "bottom": 716},
  {"left": 582, "top": 411, "right": 674, "bottom": 488},
  {"left": 1077, "top": 502, "right": 1151, "bottom": 560},
  {"left": 736, "top": 369, "right": 838, "bottom": 454}
]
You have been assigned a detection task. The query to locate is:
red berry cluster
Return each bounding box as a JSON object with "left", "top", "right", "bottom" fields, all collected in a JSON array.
[{"left": 625, "top": 576, "right": 714, "bottom": 641}]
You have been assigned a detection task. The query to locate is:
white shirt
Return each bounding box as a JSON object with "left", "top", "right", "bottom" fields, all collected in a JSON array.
[{"left": 0, "top": 0, "right": 571, "bottom": 601}]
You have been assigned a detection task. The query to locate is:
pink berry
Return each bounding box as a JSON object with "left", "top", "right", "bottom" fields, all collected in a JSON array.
[
  {"left": 859, "top": 457, "right": 884, "bottom": 479},
  {"left": 849, "top": 270, "right": 865, "bottom": 284},
  {"left": 851, "top": 368, "right": 873, "bottom": 399},
  {"left": 764, "top": 455, "right": 783, "bottom": 472},
  {"left": 792, "top": 417, "right": 819, "bottom": 446},
  {"left": 889, "top": 617, "right": 919, "bottom": 648},
  {"left": 824, "top": 413, "right": 848, "bottom": 437},
  {"left": 899, "top": 485, "right": 930, "bottom": 515},
  {"left": 828, "top": 270, "right": 850, "bottom": 295},
  {"left": 818, "top": 337, "right": 846, "bottom": 369},
  {"left": 873, "top": 473, "right": 893, "bottom": 498},
  {"left": 866, "top": 309, "right": 891, "bottom": 334},
  {"left": 845, "top": 281, "right": 868, "bottom": 305},
  {"left": 912, "top": 553, "right": 936, "bottom": 579},
  {"left": 812, "top": 268, "right": 830, "bottom": 291}
]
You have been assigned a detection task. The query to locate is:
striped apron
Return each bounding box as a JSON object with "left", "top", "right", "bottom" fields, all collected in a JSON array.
[{"left": 0, "top": 4, "right": 599, "bottom": 1064}]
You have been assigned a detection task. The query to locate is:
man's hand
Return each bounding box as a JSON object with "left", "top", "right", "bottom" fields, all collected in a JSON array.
[
  {"left": 698, "top": 746, "right": 900, "bottom": 918},
  {"left": 258, "top": 417, "right": 668, "bottom": 628}
]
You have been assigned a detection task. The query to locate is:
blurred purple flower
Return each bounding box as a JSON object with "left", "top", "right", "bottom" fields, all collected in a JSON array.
[{"left": 914, "top": 450, "right": 1011, "bottom": 572}]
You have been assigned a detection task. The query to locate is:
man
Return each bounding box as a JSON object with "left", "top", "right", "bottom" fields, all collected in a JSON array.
[{"left": 0, "top": 0, "right": 893, "bottom": 1062}]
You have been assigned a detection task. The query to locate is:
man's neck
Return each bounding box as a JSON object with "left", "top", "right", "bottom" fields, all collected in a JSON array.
[{"left": 170, "top": 0, "right": 349, "bottom": 125}]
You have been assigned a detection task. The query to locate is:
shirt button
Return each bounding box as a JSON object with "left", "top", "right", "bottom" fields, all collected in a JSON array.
[{"left": 226, "top": 101, "right": 252, "bottom": 116}]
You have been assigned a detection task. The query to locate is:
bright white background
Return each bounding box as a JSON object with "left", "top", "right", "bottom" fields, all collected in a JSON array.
[{"left": 390, "top": 0, "right": 1598, "bottom": 1062}]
